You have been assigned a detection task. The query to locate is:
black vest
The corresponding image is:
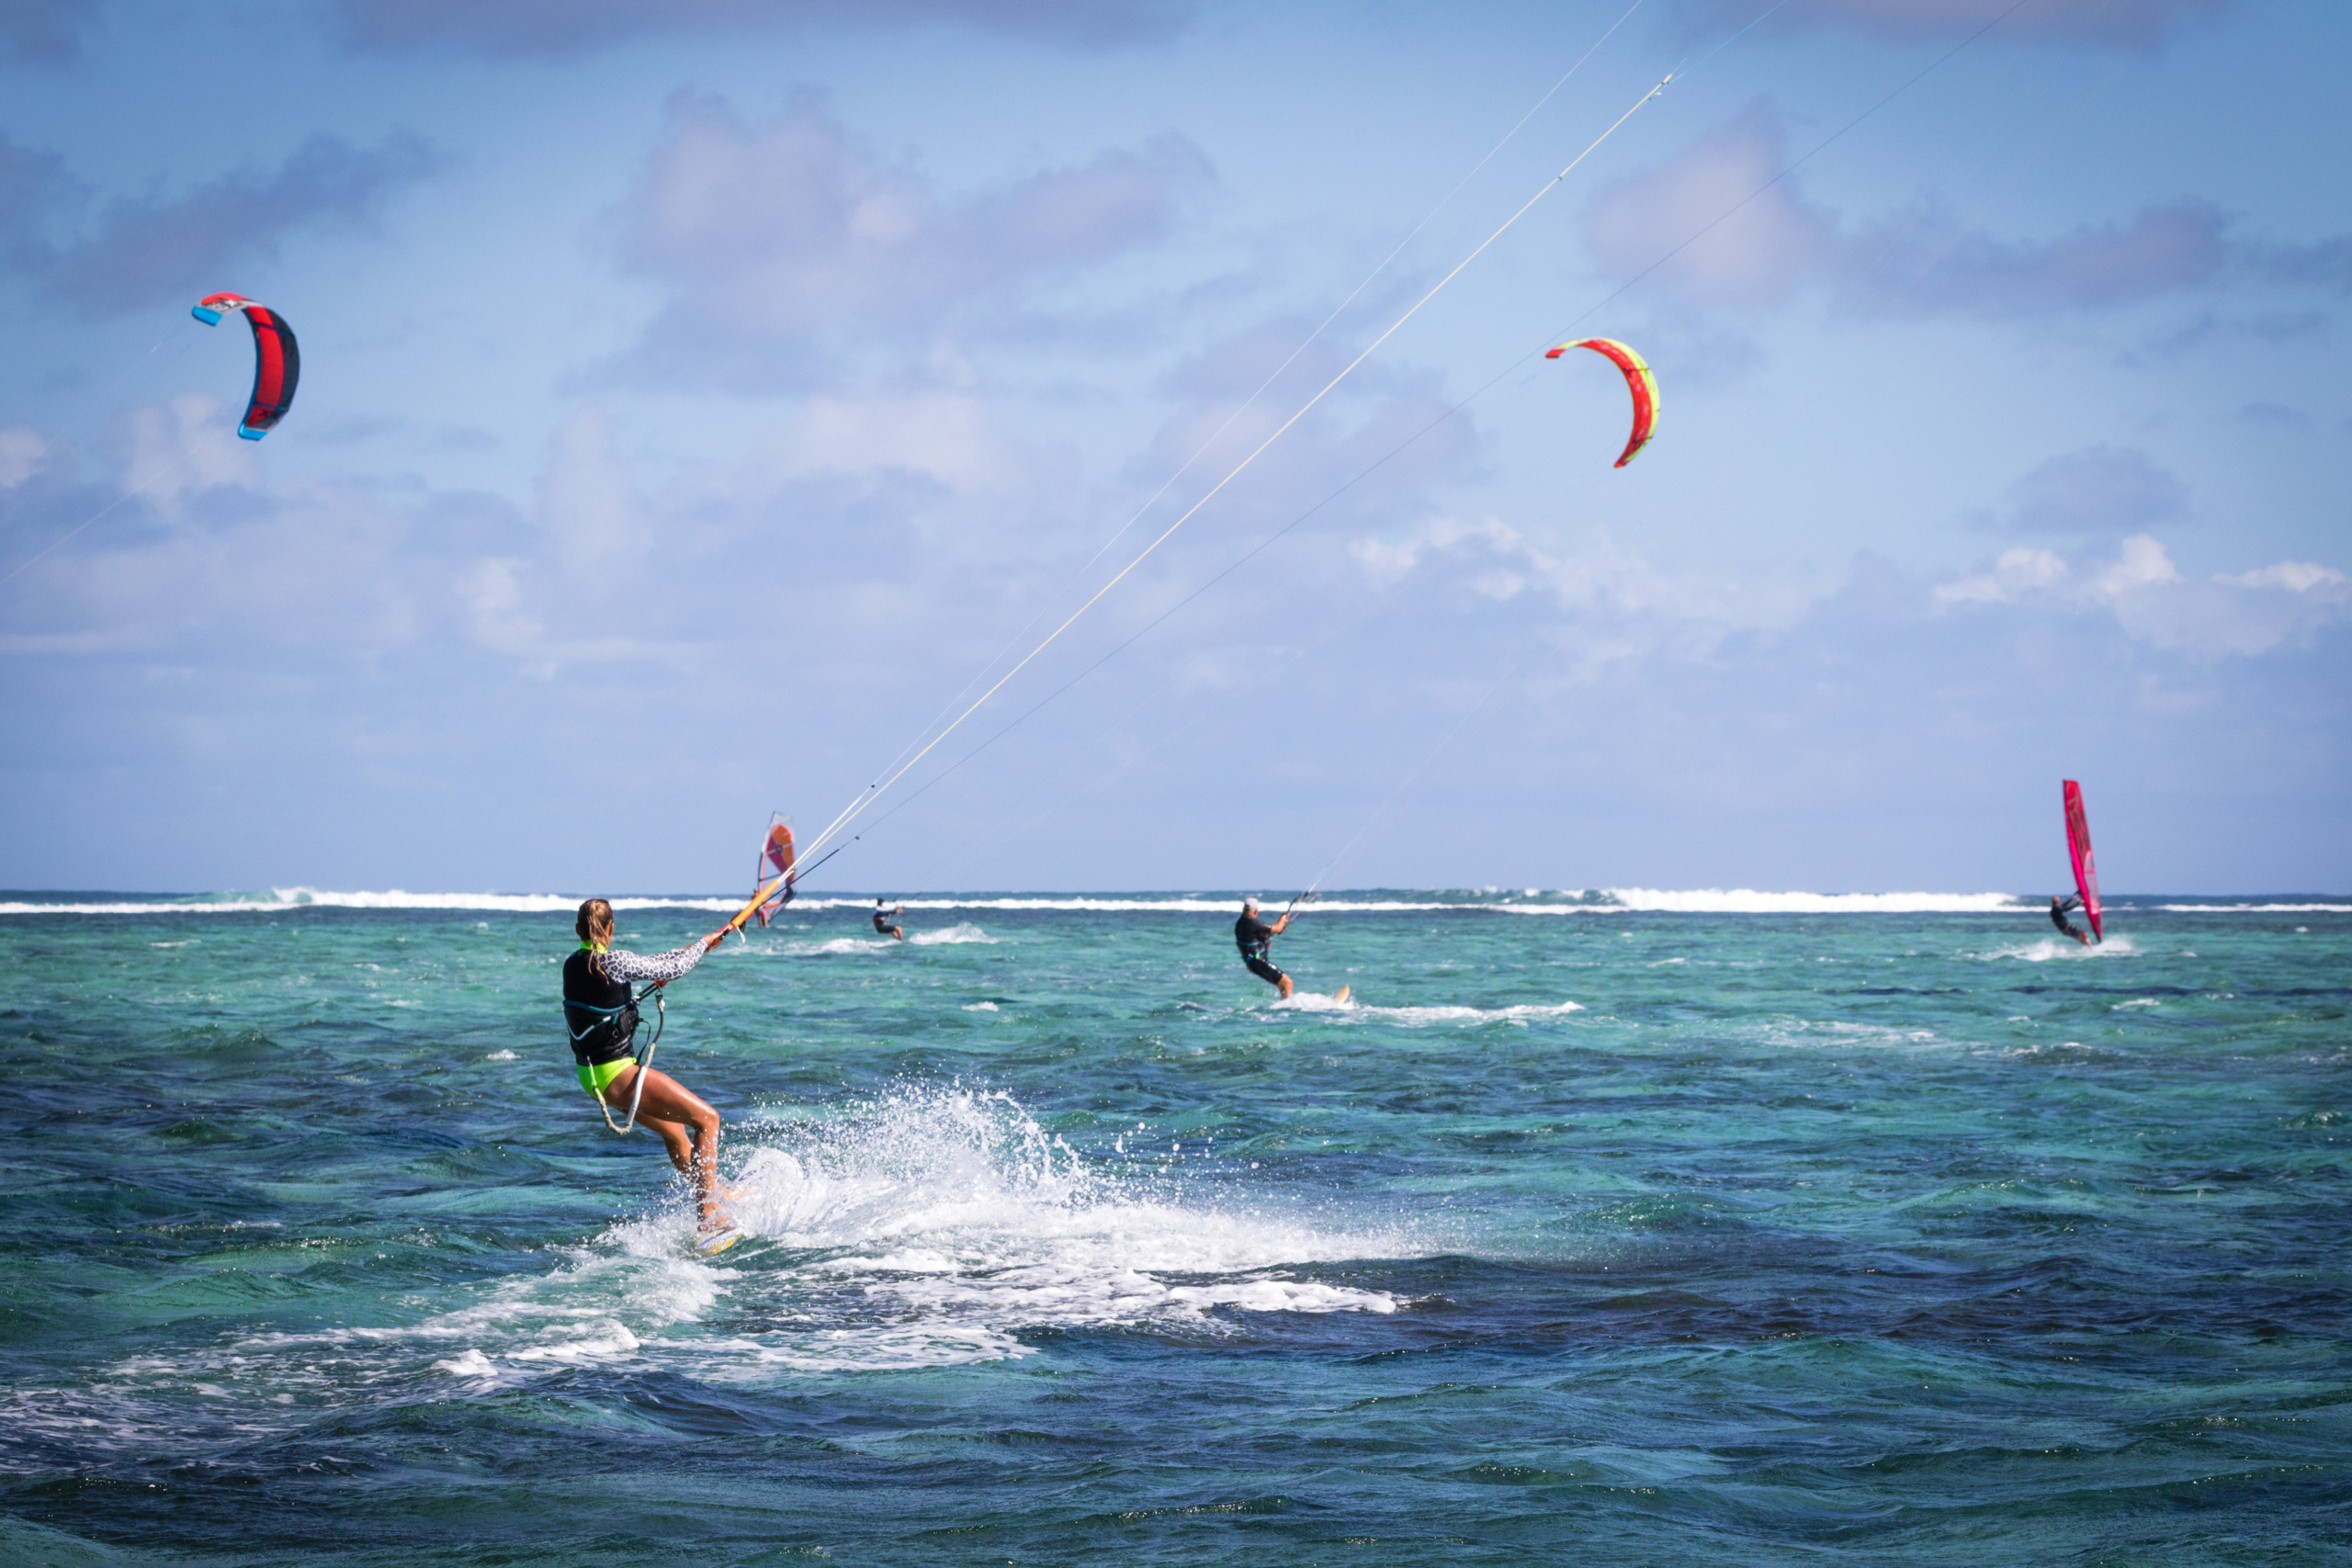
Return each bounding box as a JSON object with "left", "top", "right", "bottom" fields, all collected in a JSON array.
[
  {"left": 562, "top": 950, "right": 639, "bottom": 1065},
  {"left": 1235, "top": 914, "right": 1272, "bottom": 961}
]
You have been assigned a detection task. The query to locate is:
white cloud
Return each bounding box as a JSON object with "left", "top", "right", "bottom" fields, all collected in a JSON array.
[
  {"left": 455, "top": 556, "right": 541, "bottom": 660},
  {"left": 1934, "top": 546, "right": 2069, "bottom": 604},
  {"left": 113, "top": 394, "right": 265, "bottom": 510},
  {"left": 1936, "top": 533, "right": 2349, "bottom": 656},
  {"left": 2219, "top": 560, "right": 2345, "bottom": 592},
  {"left": 0, "top": 425, "right": 54, "bottom": 488},
  {"left": 605, "top": 93, "right": 1210, "bottom": 390},
  {"left": 2093, "top": 532, "right": 2182, "bottom": 596},
  {"left": 1586, "top": 105, "right": 2228, "bottom": 317},
  {"left": 536, "top": 404, "right": 649, "bottom": 580},
  {"left": 763, "top": 392, "right": 1029, "bottom": 493},
  {"left": 1350, "top": 514, "right": 1825, "bottom": 675},
  {"left": 1585, "top": 105, "right": 1834, "bottom": 309}
]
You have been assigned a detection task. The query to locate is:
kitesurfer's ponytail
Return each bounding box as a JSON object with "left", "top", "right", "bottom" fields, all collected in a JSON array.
[{"left": 577, "top": 898, "right": 614, "bottom": 948}]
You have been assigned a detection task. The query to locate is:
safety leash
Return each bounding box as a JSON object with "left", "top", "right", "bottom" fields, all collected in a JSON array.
[{"left": 594, "top": 984, "right": 666, "bottom": 1135}]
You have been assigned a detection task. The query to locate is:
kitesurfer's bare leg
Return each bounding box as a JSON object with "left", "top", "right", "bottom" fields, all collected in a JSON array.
[
  {"left": 607, "top": 1066, "right": 723, "bottom": 1224},
  {"left": 1277, "top": 973, "right": 1294, "bottom": 999},
  {"left": 643, "top": 1114, "right": 695, "bottom": 1172}
]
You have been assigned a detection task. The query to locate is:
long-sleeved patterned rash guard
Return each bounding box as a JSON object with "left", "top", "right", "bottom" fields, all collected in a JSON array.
[{"left": 593, "top": 943, "right": 708, "bottom": 986}]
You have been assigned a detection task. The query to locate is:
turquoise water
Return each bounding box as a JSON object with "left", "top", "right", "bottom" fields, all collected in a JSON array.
[{"left": 1, "top": 890, "right": 2345, "bottom": 1565}]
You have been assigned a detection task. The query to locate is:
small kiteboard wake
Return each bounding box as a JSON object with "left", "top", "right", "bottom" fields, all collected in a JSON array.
[{"left": 1274, "top": 985, "right": 1351, "bottom": 1010}]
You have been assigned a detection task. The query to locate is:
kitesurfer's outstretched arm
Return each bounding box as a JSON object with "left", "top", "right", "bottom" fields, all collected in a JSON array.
[{"left": 592, "top": 938, "right": 722, "bottom": 987}]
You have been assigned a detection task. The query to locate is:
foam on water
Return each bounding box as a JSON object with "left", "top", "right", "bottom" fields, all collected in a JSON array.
[
  {"left": 1272, "top": 991, "right": 1586, "bottom": 1027},
  {"left": 18, "top": 1086, "right": 1427, "bottom": 1456},
  {"left": 719, "top": 1087, "right": 1416, "bottom": 1348},
  {"left": 2154, "top": 902, "right": 2352, "bottom": 912},
  {"left": 1967, "top": 933, "right": 2142, "bottom": 963},
  {"left": 1595, "top": 887, "right": 2019, "bottom": 914},
  {"left": 792, "top": 920, "right": 1001, "bottom": 955},
  {"left": 0, "top": 888, "right": 747, "bottom": 917}
]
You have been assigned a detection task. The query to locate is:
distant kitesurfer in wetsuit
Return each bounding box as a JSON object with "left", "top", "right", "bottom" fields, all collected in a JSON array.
[
  {"left": 2049, "top": 893, "right": 2093, "bottom": 947},
  {"left": 873, "top": 899, "right": 905, "bottom": 942},
  {"left": 562, "top": 898, "right": 738, "bottom": 1249},
  {"left": 1235, "top": 897, "right": 1293, "bottom": 998}
]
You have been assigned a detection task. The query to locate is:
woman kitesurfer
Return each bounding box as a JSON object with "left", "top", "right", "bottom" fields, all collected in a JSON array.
[
  {"left": 562, "top": 898, "right": 741, "bottom": 1252},
  {"left": 2048, "top": 894, "right": 2093, "bottom": 947}
]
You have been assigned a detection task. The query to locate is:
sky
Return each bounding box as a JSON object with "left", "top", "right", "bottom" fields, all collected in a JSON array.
[{"left": 0, "top": 0, "right": 2346, "bottom": 896}]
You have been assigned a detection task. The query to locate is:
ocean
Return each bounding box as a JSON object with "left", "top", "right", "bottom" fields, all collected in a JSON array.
[{"left": 0, "top": 889, "right": 2344, "bottom": 1565}]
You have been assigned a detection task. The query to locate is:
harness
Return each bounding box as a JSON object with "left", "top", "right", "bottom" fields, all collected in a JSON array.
[{"left": 563, "top": 948, "right": 668, "bottom": 1135}]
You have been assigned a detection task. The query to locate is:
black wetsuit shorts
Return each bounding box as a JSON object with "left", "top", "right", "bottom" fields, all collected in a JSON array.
[{"left": 1245, "top": 955, "right": 1285, "bottom": 987}]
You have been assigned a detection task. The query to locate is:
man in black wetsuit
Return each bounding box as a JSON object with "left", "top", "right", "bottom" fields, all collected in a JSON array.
[
  {"left": 2049, "top": 894, "right": 2092, "bottom": 946},
  {"left": 872, "top": 899, "right": 905, "bottom": 942},
  {"left": 1234, "top": 897, "right": 1292, "bottom": 998}
]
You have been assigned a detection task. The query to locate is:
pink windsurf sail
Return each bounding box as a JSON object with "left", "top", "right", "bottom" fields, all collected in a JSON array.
[{"left": 2063, "top": 780, "right": 2101, "bottom": 943}]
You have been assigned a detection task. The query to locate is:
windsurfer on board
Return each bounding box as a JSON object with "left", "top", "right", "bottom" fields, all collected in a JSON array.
[
  {"left": 873, "top": 899, "right": 905, "bottom": 942},
  {"left": 562, "top": 898, "right": 741, "bottom": 1253},
  {"left": 1235, "top": 897, "right": 1293, "bottom": 998},
  {"left": 2049, "top": 894, "right": 2093, "bottom": 947}
]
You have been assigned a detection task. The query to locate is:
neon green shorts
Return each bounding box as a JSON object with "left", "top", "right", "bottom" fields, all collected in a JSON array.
[{"left": 577, "top": 1057, "right": 640, "bottom": 1099}]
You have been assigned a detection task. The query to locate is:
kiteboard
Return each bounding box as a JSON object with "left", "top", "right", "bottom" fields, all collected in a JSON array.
[
  {"left": 1333, "top": 985, "right": 1351, "bottom": 1005},
  {"left": 2062, "top": 779, "right": 2103, "bottom": 943},
  {"left": 695, "top": 1218, "right": 744, "bottom": 1258}
]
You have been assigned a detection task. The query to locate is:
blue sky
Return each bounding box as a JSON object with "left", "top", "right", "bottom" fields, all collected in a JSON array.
[{"left": 0, "top": 0, "right": 2345, "bottom": 895}]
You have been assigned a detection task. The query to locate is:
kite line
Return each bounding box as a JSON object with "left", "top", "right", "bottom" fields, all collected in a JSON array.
[
  {"left": 775, "top": 5, "right": 1653, "bottom": 897},
  {"left": 0, "top": 452, "right": 200, "bottom": 591},
  {"left": 765, "top": 68, "right": 1679, "bottom": 900},
  {"left": 786, "top": 0, "right": 2047, "bottom": 897}
]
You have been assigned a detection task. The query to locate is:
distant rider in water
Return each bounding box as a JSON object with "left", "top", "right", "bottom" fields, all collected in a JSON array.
[
  {"left": 562, "top": 898, "right": 740, "bottom": 1252},
  {"left": 873, "top": 899, "right": 905, "bottom": 942},
  {"left": 2049, "top": 893, "right": 2093, "bottom": 947},
  {"left": 1235, "top": 897, "right": 1293, "bottom": 998}
]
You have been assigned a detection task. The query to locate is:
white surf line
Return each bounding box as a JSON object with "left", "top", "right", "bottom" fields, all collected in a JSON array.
[{"left": 787, "top": 72, "right": 1677, "bottom": 877}]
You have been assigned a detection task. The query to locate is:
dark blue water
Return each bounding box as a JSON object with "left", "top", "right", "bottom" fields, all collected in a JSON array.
[{"left": 1, "top": 890, "right": 2345, "bottom": 1564}]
